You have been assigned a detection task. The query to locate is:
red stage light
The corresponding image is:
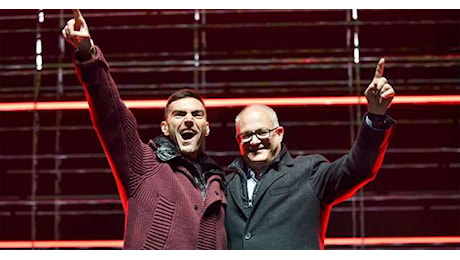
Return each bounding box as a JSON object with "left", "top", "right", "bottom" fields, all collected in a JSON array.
[
  {"left": 1, "top": 236, "right": 459, "bottom": 248},
  {"left": 1, "top": 95, "right": 459, "bottom": 112}
]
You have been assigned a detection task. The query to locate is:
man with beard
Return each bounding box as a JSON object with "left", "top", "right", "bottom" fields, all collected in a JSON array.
[
  {"left": 62, "top": 10, "right": 226, "bottom": 249},
  {"left": 225, "top": 58, "right": 396, "bottom": 249}
]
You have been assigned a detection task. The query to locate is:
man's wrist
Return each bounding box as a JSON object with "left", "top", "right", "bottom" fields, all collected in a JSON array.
[
  {"left": 365, "top": 113, "right": 393, "bottom": 130},
  {"left": 76, "top": 38, "right": 95, "bottom": 61}
]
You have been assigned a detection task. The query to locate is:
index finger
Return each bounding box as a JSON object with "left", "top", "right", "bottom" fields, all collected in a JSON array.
[
  {"left": 374, "top": 57, "right": 385, "bottom": 78},
  {"left": 72, "top": 9, "right": 83, "bottom": 20},
  {"left": 72, "top": 9, "right": 83, "bottom": 30}
]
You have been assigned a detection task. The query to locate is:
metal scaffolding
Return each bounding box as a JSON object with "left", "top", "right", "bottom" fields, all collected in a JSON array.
[{"left": 0, "top": 9, "right": 459, "bottom": 249}]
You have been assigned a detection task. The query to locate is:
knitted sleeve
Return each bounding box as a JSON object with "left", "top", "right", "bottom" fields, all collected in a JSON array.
[{"left": 73, "top": 45, "right": 144, "bottom": 211}]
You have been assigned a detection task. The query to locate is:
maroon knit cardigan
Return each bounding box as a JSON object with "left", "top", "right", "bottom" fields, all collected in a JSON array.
[{"left": 73, "top": 46, "right": 227, "bottom": 250}]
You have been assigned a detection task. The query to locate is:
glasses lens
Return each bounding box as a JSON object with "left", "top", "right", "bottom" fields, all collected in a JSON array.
[
  {"left": 255, "top": 129, "right": 270, "bottom": 139},
  {"left": 241, "top": 133, "right": 253, "bottom": 142},
  {"left": 239, "top": 127, "right": 276, "bottom": 142}
]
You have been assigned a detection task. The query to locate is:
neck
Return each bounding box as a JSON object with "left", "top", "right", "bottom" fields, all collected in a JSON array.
[
  {"left": 248, "top": 164, "right": 268, "bottom": 179},
  {"left": 183, "top": 152, "right": 198, "bottom": 161}
]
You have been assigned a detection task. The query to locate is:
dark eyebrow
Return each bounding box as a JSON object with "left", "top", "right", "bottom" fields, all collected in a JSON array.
[
  {"left": 192, "top": 110, "right": 205, "bottom": 115},
  {"left": 255, "top": 128, "right": 269, "bottom": 133},
  {"left": 170, "top": 109, "right": 205, "bottom": 117},
  {"left": 171, "top": 110, "right": 186, "bottom": 115}
]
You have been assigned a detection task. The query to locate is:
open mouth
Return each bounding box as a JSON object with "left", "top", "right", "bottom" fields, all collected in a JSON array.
[{"left": 180, "top": 130, "right": 197, "bottom": 140}]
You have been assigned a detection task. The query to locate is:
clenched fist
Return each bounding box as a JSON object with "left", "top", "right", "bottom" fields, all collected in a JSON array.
[{"left": 61, "top": 9, "right": 94, "bottom": 55}]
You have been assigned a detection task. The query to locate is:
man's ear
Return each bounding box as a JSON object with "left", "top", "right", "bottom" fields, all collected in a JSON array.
[
  {"left": 276, "top": 126, "right": 284, "bottom": 143},
  {"left": 161, "top": 121, "right": 169, "bottom": 136},
  {"left": 205, "top": 122, "right": 210, "bottom": 136}
]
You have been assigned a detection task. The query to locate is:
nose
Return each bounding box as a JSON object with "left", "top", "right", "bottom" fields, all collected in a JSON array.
[
  {"left": 184, "top": 113, "right": 194, "bottom": 127},
  {"left": 184, "top": 121, "right": 194, "bottom": 128},
  {"left": 183, "top": 112, "right": 194, "bottom": 120},
  {"left": 249, "top": 134, "right": 261, "bottom": 145}
]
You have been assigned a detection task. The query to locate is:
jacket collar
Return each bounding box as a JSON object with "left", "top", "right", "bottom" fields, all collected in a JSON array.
[
  {"left": 148, "top": 135, "right": 224, "bottom": 176},
  {"left": 148, "top": 135, "right": 182, "bottom": 162}
]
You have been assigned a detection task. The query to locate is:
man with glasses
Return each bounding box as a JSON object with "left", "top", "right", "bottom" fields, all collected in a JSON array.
[{"left": 225, "top": 58, "right": 396, "bottom": 249}]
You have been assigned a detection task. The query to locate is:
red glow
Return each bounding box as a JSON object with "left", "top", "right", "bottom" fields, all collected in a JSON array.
[
  {"left": 0, "top": 95, "right": 459, "bottom": 112},
  {"left": 1, "top": 236, "right": 459, "bottom": 248},
  {"left": 0, "top": 240, "right": 123, "bottom": 249},
  {"left": 325, "top": 236, "right": 460, "bottom": 246}
]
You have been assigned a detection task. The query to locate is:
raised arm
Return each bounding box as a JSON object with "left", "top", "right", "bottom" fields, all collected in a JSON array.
[
  {"left": 62, "top": 10, "right": 145, "bottom": 209},
  {"left": 311, "top": 58, "right": 396, "bottom": 204}
]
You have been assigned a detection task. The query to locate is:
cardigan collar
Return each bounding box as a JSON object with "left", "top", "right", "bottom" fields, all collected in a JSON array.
[
  {"left": 148, "top": 135, "right": 182, "bottom": 162},
  {"left": 148, "top": 135, "right": 224, "bottom": 176}
]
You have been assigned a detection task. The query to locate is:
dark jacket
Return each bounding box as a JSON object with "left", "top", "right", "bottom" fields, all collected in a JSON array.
[
  {"left": 225, "top": 119, "right": 394, "bottom": 249},
  {"left": 74, "top": 46, "right": 227, "bottom": 249}
]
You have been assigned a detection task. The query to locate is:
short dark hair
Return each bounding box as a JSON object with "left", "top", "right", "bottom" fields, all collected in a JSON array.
[{"left": 164, "top": 89, "right": 206, "bottom": 118}]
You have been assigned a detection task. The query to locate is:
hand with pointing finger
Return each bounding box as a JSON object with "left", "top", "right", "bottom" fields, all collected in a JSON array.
[
  {"left": 364, "top": 58, "right": 396, "bottom": 116},
  {"left": 61, "top": 9, "right": 95, "bottom": 57}
]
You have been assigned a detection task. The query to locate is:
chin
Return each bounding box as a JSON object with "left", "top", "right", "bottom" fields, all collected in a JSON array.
[
  {"left": 180, "top": 146, "right": 197, "bottom": 154},
  {"left": 179, "top": 143, "right": 199, "bottom": 155},
  {"left": 248, "top": 153, "right": 270, "bottom": 162}
]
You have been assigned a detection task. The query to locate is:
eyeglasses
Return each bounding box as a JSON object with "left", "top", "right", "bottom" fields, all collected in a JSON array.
[{"left": 236, "top": 127, "right": 278, "bottom": 143}]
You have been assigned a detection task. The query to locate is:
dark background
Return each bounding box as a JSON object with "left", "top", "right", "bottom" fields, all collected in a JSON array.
[{"left": 0, "top": 9, "right": 459, "bottom": 249}]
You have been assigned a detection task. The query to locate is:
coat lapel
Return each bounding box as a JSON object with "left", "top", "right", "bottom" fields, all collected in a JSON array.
[
  {"left": 227, "top": 175, "right": 252, "bottom": 218},
  {"left": 227, "top": 146, "right": 295, "bottom": 218},
  {"left": 250, "top": 168, "right": 284, "bottom": 209},
  {"left": 250, "top": 147, "right": 295, "bottom": 210},
  {"left": 227, "top": 159, "right": 254, "bottom": 219}
]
